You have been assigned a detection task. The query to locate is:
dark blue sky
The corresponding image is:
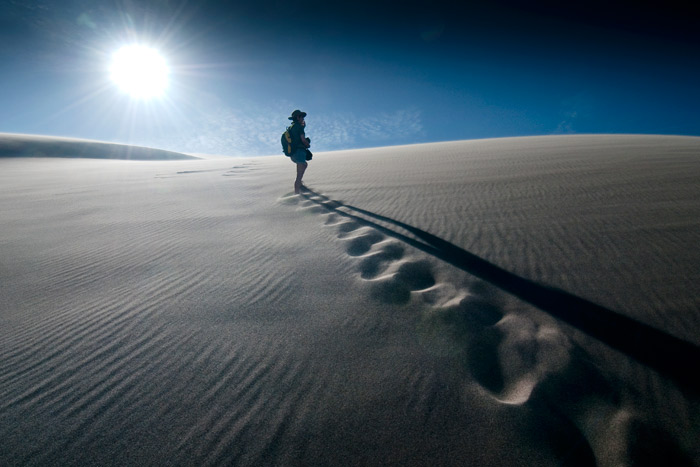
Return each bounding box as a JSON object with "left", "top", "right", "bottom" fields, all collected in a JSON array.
[{"left": 1, "top": 0, "right": 698, "bottom": 155}]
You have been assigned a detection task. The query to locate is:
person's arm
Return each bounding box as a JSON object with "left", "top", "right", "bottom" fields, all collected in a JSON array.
[{"left": 299, "top": 132, "right": 310, "bottom": 148}]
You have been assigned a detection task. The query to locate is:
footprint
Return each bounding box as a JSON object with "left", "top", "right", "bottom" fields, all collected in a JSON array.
[
  {"left": 223, "top": 163, "right": 260, "bottom": 176},
  {"left": 369, "top": 259, "right": 437, "bottom": 304},
  {"left": 476, "top": 314, "right": 572, "bottom": 405},
  {"left": 158, "top": 168, "right": 227, "bottom": 178},
  {"left": 318, "top": 199, "right": 342, "bottom": 210},
  {"left": 336, "top": 221, "right": 363, "bottom": 237},
  {"left": 324, "top": 213, "right": 342, "bottom": 225},
  {"left": 305, "top": 206, "right": 326, "bottom": 214},
  {"left": 438, "top": 295, "right": 504, "bottom": 331},
  {"left": 278, "top": 193, "right": 301, "bottom": 205},
  {"left": 417, "top": 292, "right": 505, "bottom": 358},
  {"left": 370, "top": 279, "right": 412, "bottom": 304},
  {"left": 344, "top": 230, "right": 385, "bottom": 256},
  {"left": 304, "top": 194, "right": 341, "bottom": 210},
  {"left": 232, "top": 163, "right": 259, "bottom": 170},
  {"left": 418, "top": 292, "right": 569, "bottom": 405},
  {"left": 359, "top": 243, "right": 405, "bottom": 279},
  {"left": 298, "top": 200, "right": 325, "bottom": 214},
  {"left": 177, "top": 169, "right": 222, "bottom": 175}
]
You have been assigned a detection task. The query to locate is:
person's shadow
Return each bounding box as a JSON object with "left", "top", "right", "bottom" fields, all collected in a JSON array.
[{"left": 301, "top": 188, "right": 700, "bottom": 393}]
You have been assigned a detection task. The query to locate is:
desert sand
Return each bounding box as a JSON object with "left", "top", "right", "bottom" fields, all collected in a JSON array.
[{"left": 1, "top": 133, "right": 698, "bottom": 466}]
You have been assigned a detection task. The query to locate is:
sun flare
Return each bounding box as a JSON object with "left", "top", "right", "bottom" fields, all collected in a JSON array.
[{"left": 110, "top": 45, "right": 169, "bottom": 98}]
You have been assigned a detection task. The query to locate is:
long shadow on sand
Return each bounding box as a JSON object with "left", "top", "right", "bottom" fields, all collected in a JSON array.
[{"left": 301, "top": 188, "right": 700, "bottom": 393}]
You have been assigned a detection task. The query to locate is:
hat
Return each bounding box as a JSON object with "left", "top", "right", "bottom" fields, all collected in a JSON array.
[{"left": 288, "top": 109, "right": 307, "bottom": 120}]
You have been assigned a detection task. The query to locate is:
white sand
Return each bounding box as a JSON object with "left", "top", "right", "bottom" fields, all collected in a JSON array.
[{"left": 1, "top": 134, "right": 698, "bottom": 465}]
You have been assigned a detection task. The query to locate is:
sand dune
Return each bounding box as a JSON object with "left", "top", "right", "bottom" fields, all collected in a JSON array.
[
  {"left": 1, "top": 134, "right": 698, "bottom": 465},
  {"left": 0, "top": 133, "right": 196, "bottom": 160}
]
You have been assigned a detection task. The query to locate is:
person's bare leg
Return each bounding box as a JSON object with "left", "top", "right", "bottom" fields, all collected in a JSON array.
[{"left": 294, "top": 162, "right": 307, "bottom": 193}]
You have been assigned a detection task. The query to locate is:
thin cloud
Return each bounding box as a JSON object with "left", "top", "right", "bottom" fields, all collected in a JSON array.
[
  {"left": 313, "top": 108, "right": 424, "bottom": 151},
  {"left": 554, "top": 93, "right": 594, "bottom": 135},
  {"left": 137, "top": 104, "right": 424, "bottom": 156}
]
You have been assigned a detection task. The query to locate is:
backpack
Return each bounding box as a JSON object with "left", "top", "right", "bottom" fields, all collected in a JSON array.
[{"left": 281, "top": 126, "right": 293, "bottom": 156}]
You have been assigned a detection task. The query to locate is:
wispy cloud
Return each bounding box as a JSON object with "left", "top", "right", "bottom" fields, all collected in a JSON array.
[
  {"left": 316, "top": 108, "right": 424, "bottom": 150},
  {"left": 554, "top": 93, "right": 594, "bottom": 135},
  {"left": 134, "top": 100, "right": 291, "bottom": 156},
  {"left": 138, "top": 103, "right": 424, "bottom": 156},
  {"left": 555, "top": 110, "right": 578, "bottom": 134}
]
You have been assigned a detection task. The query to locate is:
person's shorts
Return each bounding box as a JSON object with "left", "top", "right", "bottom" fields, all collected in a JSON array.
[{"left": 290, "top": 147, "right": 308, "bottom": 164}]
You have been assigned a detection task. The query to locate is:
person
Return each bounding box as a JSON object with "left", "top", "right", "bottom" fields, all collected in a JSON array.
[{"left": 286, "top": 109, "right": 311, "bottom": 194}]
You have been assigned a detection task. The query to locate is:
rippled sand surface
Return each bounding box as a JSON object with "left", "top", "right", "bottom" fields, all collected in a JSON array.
[{"left": 1, "top": 135, "right": 698, "bottom": 466}]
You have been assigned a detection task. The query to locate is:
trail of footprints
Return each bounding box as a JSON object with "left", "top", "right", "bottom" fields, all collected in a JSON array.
[
  {"left": 329, "top": 212, "right": 568, "bottom": 406},
  {"left": 282, "top": 191, "right": 693, "bottom": 467},
  {"left": 286, "top": 192, "right": 565, "bottom": 403},
  {"left": 222, "top": 162, "right": 261, "bottom": 176},
  {"left": 155, "top": 162, "right": 261, "bottom": 179}
]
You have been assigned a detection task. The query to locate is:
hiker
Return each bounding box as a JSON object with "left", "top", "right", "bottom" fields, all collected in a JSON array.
[{"left": 286, "top": 109, "right": 311, "bottom": 194}]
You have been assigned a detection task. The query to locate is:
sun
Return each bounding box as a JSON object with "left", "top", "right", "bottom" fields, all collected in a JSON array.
[{"left": 110, "top": 45, "right": 169, "bottom": 98}]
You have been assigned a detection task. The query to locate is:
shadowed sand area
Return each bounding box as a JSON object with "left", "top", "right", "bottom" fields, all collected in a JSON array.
[
  {"left": 1, "top": 135, "right": 699, "bottom": 465},
  {"left": 299, "top": 189, "right": 700, "bottom": 392}
]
